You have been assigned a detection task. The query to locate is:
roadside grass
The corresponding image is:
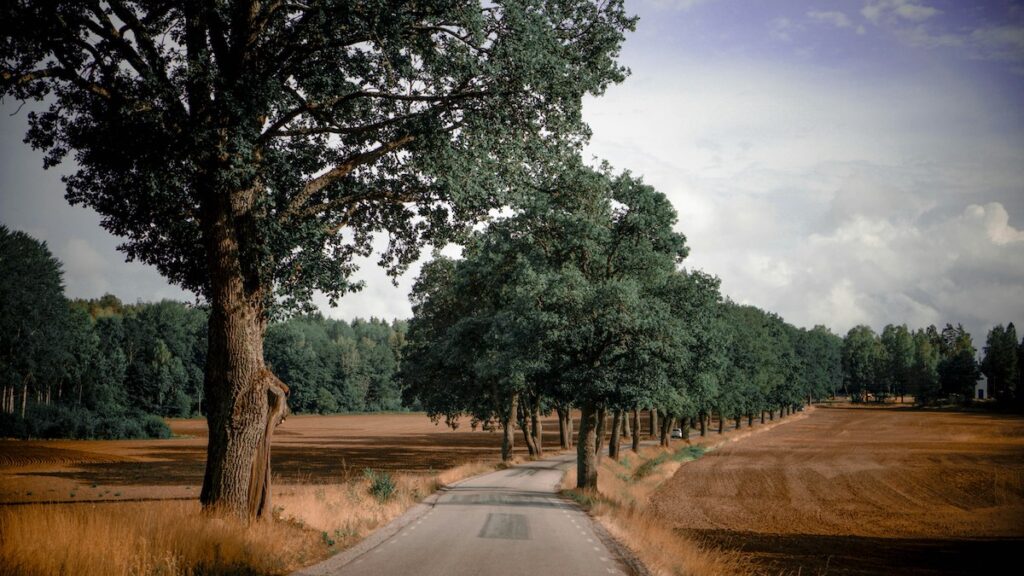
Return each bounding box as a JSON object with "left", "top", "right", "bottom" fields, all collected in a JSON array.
[
  {"left": 0, "top": 459, "right": 496, "bottom": 576},
  {"left": 562, "top": 443, "right": 752, "bottom": 576}
]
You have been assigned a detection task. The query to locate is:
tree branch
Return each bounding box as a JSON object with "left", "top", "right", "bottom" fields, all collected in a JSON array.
[{"left": 283, "top": 134, "right": 416, "bottom": 220}]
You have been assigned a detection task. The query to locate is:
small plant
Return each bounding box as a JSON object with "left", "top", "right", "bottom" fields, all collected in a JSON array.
[
  {"left": 113, "top": 492, "right": 121, "bottom": 497},
  {"left": 364, "top": 469, "right": 397, "bottom": 503},
  {"left": 633, "top": 453, "right": 669, "bottom": 479},
  {"left": 321, "top": 531, "right": 335, "bottom": 547},
  {"left": 672, "top": 445, "right": 707, "bottom": 462}
]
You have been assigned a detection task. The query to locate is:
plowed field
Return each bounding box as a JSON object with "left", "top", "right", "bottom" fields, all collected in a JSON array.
[
  {"left": 650, "top": 404, "right": 1024, "bottom": 575},
  {"left": 0, "top": 413, "right": 556, "bottom": 504}
]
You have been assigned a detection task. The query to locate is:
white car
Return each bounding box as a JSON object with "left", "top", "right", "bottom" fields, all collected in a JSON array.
[{"left": 670, "top": 427, "right": 684, "bottom": 438}]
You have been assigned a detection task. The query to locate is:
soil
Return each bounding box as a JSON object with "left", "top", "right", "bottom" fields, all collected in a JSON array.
[
  {"left": 0, "top": 412, "right": 562, "bottom": 504},
  {"left": 649, "top": 404, "right": 1024, "bottom": 575}
]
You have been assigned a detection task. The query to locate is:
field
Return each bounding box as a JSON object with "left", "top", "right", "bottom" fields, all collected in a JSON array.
[
  {"left": 0, "top": 413, "right": 552, "bottom": 504},
  {"left": 649, "top": 404, "right": 1024, "bottom": 575}
]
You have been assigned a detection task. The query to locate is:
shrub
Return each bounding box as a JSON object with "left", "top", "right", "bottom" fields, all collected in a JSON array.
[{"left": 364, "top": 469, "right": 396, "bottom": 503}]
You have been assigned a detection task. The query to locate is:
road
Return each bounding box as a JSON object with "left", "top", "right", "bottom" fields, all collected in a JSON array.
[{"left": 296, "top": 452, "right": 629, "bottom": 576}]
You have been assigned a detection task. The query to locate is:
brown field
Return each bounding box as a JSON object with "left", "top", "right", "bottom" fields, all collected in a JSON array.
[
  {"left": 0, "top": 413, "right": 544, "bottom": 576},
  {"left": 0, "top": 412, "right": 556, "bottom": 504},
  {"left": 649, "top": 404, "right": 1024, "bottom": 575}
]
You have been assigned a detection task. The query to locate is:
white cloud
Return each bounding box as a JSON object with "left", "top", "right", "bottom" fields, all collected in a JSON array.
[
  {"left": 582, "top": 55, "right": 1024, "bottom": 339},
  {"left": 808, "top": 10, "right": 853, "bottom": 30},
  {"left": 862, "top": 0, "right": 940, "bottom": 24},
  {"left": 768, "top": 17, "right": 798, "bottom": 42},
  {"left": 59, "top": 238, "right": 110, "bottom": 295}
]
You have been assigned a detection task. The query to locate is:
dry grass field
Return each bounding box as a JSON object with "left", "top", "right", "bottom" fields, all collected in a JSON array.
[
  {"left": 0, "top": 413, "right": 552, "bottom": 576},
  {"left": 649, "top": 404, "right": 1024, "bottom": 575}
]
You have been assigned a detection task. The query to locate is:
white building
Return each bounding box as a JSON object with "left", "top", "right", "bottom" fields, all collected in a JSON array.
[{"left": 975, "top": 374, "right": 988, "bottom": 400}]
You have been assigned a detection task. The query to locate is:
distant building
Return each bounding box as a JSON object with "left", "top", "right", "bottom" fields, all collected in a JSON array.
[{"left": 975, "top": 374, "right": 988, "bottom": 400}]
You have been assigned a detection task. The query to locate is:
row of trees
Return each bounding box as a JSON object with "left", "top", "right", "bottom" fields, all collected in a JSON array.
[
  {"left": 1, "top": 227, "right": 409, "bottom": 438},
  {"left": 841, "top": 322, "right": 1023, "bottom": 404},
  {"left": 400, "top": 162, "right": 845, "bottom": 488}
]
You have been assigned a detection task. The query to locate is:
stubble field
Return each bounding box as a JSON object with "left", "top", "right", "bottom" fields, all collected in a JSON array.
[
  {"left": 649, "top": 404, "right": 1024, "bottom": 575},
  {"left": 0, "top": 413, "right": 548, "bottom": 504}
]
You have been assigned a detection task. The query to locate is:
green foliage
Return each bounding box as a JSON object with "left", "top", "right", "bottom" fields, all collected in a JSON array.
[
  {"left": 364, "top": 469, "right": 397, "bottom": 503},
  {"left": 982, "top": 323, "right": 1019, "bottom": 402}
]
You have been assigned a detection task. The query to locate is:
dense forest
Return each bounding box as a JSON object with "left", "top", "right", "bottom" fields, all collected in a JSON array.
[{"left": 0, "top": 226, "right": 406, "bottom": 439}]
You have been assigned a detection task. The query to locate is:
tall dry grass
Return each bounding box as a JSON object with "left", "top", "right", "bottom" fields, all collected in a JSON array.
[
  {"left": 563, "top": 445, "right": 753, "bottom": 576},
  {"left": 0, "top": 460, "right": 496, "bottom": 576}
]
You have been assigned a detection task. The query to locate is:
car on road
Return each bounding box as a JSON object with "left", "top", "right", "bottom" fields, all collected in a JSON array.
[{"left": 671, "top": 427, "right": 683, "bottom": 438}]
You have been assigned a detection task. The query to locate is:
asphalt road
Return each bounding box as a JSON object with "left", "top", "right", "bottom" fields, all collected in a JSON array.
[{"left": 298, "top": 452, "right": 628, "bottom": 576}]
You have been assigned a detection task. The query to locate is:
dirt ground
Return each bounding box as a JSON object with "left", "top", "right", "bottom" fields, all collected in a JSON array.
[
  {"left": 650, "top": 404, "right": 1024, "bottom": 575},
  {"left": 0, "top": 413, "right": 561, "bottom": 505}
]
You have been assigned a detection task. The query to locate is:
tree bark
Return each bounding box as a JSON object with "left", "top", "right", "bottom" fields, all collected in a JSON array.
[
  {"left": 500, "top": 395, "right": 517, "bottom": 462},
  {"left": 608, "top": 409, "right": 622, "bottom": 461},
  {"left": 517, "top": 398, "right": 538, "bottom": 457},
  {"left": 681, "top": 416, "right": 690, "bottom": 440},
  {"left": 531, "top": 395, "right": 543, "bottom": 457},
  {"left": 769, "top": 408, "right": 775, "bottom": 421},
  {"left": 761, "top": 410, "right": 765, "bottom": 424},
  {"left": 735, "top": 415, "right": 741, "bottom": 429},
  {"left": 748, "top": 413, "right": 754, "bottom": 426},
  {"left": 556, "top": 405, "right": 571, "bottom": 449},
  {"left": 631, "top": 409, "right": 641, "bottom": 452},
  {"left": 717, "top": 412, "right": 724, "bottom": 434},
  {"left": 699, "top": 412, "right": 706, "bottom": 436},
  {"left": 659, "top": 411, "right": 672, "bottom": 447},
  {"left": 576, "top": 403, "right": 599, "bottom": 489},
  {"left": 594, "top": 406, "right": 607, "bottom": 464}
]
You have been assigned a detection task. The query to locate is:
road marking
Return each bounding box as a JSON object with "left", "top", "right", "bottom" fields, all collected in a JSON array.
[
  {"left": 600, "top": 557, "right": 609, "bottom": 562},
  {"left": 587, "top": 538, "right": 594, "bottom": 543},
  {"left": 593, "top": 546, "right": 601, "bottom": 551}
]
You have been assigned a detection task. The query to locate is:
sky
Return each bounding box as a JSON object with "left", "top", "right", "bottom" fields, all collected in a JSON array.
[{"left": 1, "top": 0, "right": 1022, "bottom": 344}]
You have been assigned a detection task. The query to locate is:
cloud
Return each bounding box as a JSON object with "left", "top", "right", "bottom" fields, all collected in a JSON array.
[
  {"left": 59, "top": 238, "right": 110, "bottom": 295},
  {"left": 862, "top": 0, "right": 940, "bottom": 25},
  {"left": 807, "top": 10, "right": 866, "bottom": 35},
  {"left": 768, "top": 17, "right": 799, "bottom": 42},
  {"left": 582, "top": 55, "right": 1024, "bottom": 340}
]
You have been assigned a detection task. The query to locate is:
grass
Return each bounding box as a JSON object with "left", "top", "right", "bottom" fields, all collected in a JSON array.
[
  {"left": 0, "top": 459, "right": 497, "bottom": 576},
  {"left": 562, "top": 444, "right": 752, "bottom": 576}
]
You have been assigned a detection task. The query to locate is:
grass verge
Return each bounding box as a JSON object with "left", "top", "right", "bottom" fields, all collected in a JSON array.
[
  {"left": 0, "top": 460, "right": 496, "bottom": 576},
  {"left": 562, "top": 444, "right": 753, "bottom": 576}
]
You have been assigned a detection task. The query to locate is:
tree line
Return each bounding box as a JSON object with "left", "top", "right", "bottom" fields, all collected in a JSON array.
[
  {"left": 399, "top": 162, "right": 847, "bottom": 488},
  {"left": 841, "top": 321, "right": 1022, "bottom": 404},
  {"left": 1, "top": 227, "right": 408, "bottom": 439}
]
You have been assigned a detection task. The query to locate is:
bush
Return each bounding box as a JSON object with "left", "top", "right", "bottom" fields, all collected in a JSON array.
[
  {"left": 0, "top": 404, "right": 171, "bottom": 439},
  {"left": 364, "top": 469, "right": 396, "bottom": 503}
]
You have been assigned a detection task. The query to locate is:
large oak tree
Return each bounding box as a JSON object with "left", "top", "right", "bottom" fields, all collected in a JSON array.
[{"left": 1, "top": 0, "right": 634, "bottom": 518}]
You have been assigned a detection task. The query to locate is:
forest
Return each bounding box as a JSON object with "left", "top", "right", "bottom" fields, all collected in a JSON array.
[
  {"left": 0, "top": 227, "right": 407, "bottom": 439},
  {"left": 2, "top": 222, "right": 1021, "bottom": 449}
]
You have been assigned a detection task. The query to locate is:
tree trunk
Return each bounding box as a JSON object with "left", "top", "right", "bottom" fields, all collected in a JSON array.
[
  {"left": 517, "top": 399, "right": 538, "bottom": 457},
  {"left": 748, "top": 413, "right": 754, "bottom": 426},
  {"left": 699, "top": 412, "right": 706, "bottom": 436},
  {"left": 681, "top": 416, "right": 690, "bottom": 440},
  {"left": 631, "top": 409, "right": 641, "bottom": 452},
  {"left": 500, "top": 395, "right": 517, "bottom": 462},
  {"left": 717, "top": 412, "right": 724, "bottom": 434},
  {"left": 576, "top": 403, "right": 599, "bottom": 489},
  {"left": 556, "top": 405, "right": 571, "bottom": 449},
  {"left": 594, "top": 406, "right": 607, "bottom": 463},
  {"left": 649, "top": 409, "right": 658, "bottom": 439},
  {"left": 761, "top": 410, "right": 765, "bottom": 424},
  {"left": 531, "top": 395, "right": 543, "bottom": 457},
  {"left": 609, "top": 409, "right": 622, "bottom": 461},
  {"left": 21, "top": 380, "right": 28, "bottom": 419},
  {"left": 769, "top": 408, "right": 775, "bottom": 421},
  {"left": 659, "top": 412, "right": 672, "bottom": 447},
  {"left": 622, "top": 409, "right": 630, "bottom": 438},
  {"left": 735, "top": 415, "right": 741, "bottom": 429}
]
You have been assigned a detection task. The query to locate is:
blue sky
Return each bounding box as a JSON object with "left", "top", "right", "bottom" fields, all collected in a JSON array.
[{"left": 1, "top": 0, "right": 1022, "bottom": 342}]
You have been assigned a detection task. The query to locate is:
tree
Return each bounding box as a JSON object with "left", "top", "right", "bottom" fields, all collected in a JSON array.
[
  {"left": 981, "top": 323, "right": 1019, "bottom": 402},
  {"left": 2, "top": 0, "right": 635, "bottom": 518},
  {"left": 0, "top": 226, "right": 69, "bottom": 417},
  {"left": 880, "top": 324, "right": 914, "bottom": 402},
  {"left": 841, "top": 326, "right": 880, "bottom": 401}
]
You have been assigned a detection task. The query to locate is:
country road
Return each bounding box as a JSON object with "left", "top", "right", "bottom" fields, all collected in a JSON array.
[{"left": 296, "top": 452, "right": 629, "bottom": 576}]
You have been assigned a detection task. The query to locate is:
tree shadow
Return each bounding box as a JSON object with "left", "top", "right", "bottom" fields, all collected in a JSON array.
[{"left": 685, "top": 528, "right": 1021, "bottom": 576}]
